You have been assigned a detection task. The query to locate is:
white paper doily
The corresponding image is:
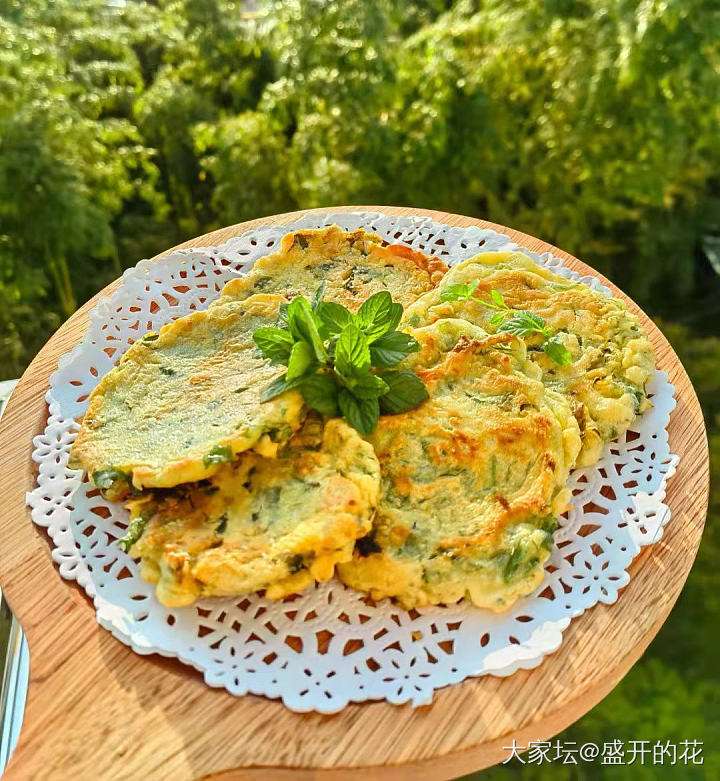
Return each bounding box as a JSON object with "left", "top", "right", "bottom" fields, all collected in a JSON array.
[{"left": 27, "top": 212, "right": 678, "bottom": 713}]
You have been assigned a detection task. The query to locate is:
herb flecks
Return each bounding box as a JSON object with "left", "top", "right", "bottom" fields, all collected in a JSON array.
[
  {"left": 92, "top": 468, "right": 132, "bottom": 500},
  {"left": 203, "top": 444, "right": 233, "bottom": 468},
  {"left": 253, "top": 289, "right": 428, "bottom": 434},
  {"left": 439, "top": 285, "right": 572, "bottom": 365},
  {"left": 216, "top": 513, "right": 228, "bottom": 535},
  {"left": 118, "top": 514, "right": 149, "bottom": 553}
]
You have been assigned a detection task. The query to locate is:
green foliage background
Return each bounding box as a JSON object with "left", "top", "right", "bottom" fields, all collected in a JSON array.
[{"left": 0, "top": 1, "right": 718, "bottom": 777}]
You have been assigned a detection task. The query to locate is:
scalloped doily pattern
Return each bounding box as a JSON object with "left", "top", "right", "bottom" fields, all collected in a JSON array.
[{"left": 27, "top": 212, "right": 678, "bottom": 712}]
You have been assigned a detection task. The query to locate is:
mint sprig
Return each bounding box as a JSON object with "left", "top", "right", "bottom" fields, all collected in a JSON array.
[
  {"left": 439, "top": 284, "right": 572, "bottom": 365},
  {"left": 253, "top": 290, "right": 428, "bottom": 434}
]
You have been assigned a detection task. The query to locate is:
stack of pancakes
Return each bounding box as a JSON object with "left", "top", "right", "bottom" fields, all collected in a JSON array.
[{"left": 70, "top": 226, "right": 654, "bottom": 611}]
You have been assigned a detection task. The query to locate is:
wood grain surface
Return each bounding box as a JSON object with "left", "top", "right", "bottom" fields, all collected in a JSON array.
[{"left": 0, "top": 207, "right": 709, "bottom": 781}]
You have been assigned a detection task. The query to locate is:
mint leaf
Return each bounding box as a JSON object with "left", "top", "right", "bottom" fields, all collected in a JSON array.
[
  {"left": 357, "top": 291, "right": 395, "bottom": 341},
  {"left": 521, "top": 311, "right": 546, "bottom": 329},
  {"left": 300, "top": 373, "right": 339, "bottom": 417},
  {"left": 490, "top": 288, "right": 505, "bottom": 306},
  {"left": 370, "top": 331, "right": 421, "bottom": 367},
  {"left": 253, "top": 327, "right": 294, "bottom": 365},
  {"left": 311, "top": 283, "right": 326, "bottom": 312},
  {"left": 261, "top": 373, "right": 305, "bottom": 402},
  {"left": 338, "top": 390, "right": 379, "bottom": 435},
  {"left": 357, "top": 291, "right": 392, "bottom": 327},
  {"left": 335, "top": 323, "right": 370, "bottom": 377},
  {"left": 256, "top": 290, "right": 428, "bottom": 422},
  {"left": 439, "top": 282, "right": 471, "bottom": 302},
  {"left": 497, "top": 311, "right": 547, "bottom": 337},
  {"left": 489, "top": 312, "right": 506, "bottom": 328},
  {"left": 316, "top": 301, "right": 355, "bottom": 335},
  {"left": 287, "top": 296, "right": 327, "bottom": 362},
  {"left": 286, "top": 340, "right": 315, "bottom": 380},
  {"left": 286, "top": 295, "right": 312, "bottom": 340},
  {"left": 348, "top": 369, "right": 390, "bottom": 399},
  {"left": 543, "top": 335, "right": 573, "bottom": 365},
  {"left": 388, "top": 302, "right": 403, "bottom": 331},
  {"left": 378, "top": 370, "right": 429, "bottom": 414}
]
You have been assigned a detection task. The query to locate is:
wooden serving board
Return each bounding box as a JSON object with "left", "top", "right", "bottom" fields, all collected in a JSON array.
[{"left": 0, "top": 207, "right": 708, "bottom": 780}]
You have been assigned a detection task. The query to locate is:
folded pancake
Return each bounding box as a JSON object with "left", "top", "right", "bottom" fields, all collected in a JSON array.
[
  {"left": 337, "top": 319, "right": 582, "bottom": 611},
  {"left": 403, "top": 251, "right": 654, "bottom": 466},
  {"left": 215, "top": 225, "right": 448, "bottom": 311},
  {"left": 69, "top": 294, "right": 304, "bottom": 499},
  {"left": 126, "top": 417, "right": 381, "bottom": 607}
]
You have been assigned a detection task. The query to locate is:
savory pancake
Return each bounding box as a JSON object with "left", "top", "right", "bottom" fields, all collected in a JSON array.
[
  {"left": 337, "top": 320, "right": 582, "bottom": 611},
  {"left": 126, "top": 417, "right": 381, "bottom": 607},
  {"left": 403, "top": 251, "right": 654, "bottom": 466},
  {"left": 69, "top": 294, "right": 304, "bottom": 499},
  {"left": 215, "top": 225, "right": 448, "bottom": 311}
]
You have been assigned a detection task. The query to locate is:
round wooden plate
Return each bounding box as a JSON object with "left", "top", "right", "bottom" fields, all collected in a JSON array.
[{"left": 0, "top": 207, "right": 708, "bottom": 780}]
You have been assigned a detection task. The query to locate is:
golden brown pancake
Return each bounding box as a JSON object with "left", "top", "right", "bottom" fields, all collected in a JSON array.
[
  {"left": 215, "top": 225, "right": 447, "bottom": 312},
  {"left": 403, "top": 251, "right": 654, "bottom": 466},
  {"left": 127, "top": 417, "right": 380, "bottom": 607},
  {"left": 70, "top": 294, "right": 303, "bottom": 499},
  {"left": 338, "top": 319, "right": 581, "bottom": 610}
]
